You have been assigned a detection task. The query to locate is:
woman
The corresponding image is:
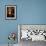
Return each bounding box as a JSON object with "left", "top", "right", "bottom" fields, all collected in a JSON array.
[{"left": 7, "top": 7, "right": 14, "bottom": 17}]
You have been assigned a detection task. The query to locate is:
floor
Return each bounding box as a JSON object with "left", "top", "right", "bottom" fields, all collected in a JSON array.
[
  {"left": 0, "top": 44, "right": 18, "bottom": 46},
  {"left": 0, "top": 40, "right": 46, "bottom": 46},
  {"left": 19, "top": 39, "right": 46, "bottom": 46}
]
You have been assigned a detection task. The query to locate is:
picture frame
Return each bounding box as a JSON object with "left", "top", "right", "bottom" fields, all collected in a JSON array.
[{"left": 5, "top": 5, "right": 16, "bottom": 20}]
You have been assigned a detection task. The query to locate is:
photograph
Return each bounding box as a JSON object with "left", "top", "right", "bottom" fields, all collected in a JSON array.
[{"left": 5, "top": 5, "right": 16, "bottom": 20}]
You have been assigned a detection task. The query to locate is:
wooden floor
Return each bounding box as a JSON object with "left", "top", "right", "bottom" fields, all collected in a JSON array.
[
  {"left": 0, "top": 40, "right": 46, "bottom": 46},
  {"left": 19, "top": 39, "right": 46, "bottom": 46}
]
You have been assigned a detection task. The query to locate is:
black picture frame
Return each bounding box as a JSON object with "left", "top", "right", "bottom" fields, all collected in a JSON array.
[{"left": 5, "top": 5, "right": 16, "bottom": 20}]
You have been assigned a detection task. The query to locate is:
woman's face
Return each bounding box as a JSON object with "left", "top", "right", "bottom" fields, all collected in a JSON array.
[{"left": 8, "top": 7, "right": 12, "bottom": 15}]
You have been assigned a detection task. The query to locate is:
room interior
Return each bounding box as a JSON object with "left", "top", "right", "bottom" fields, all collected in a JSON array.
[{"left": 0, "top": 0, "right": 46, "bottom": 46}]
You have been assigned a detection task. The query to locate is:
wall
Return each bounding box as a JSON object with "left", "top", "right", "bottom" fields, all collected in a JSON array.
[
  {"left": 21, "top": 25, "right": 46, "bottom": 30},
  {"left": 0, "top": 0, "right": 46, "bottom": 44}
]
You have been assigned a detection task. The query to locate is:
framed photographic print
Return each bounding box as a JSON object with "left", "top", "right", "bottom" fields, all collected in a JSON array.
[{"left": 5, "top": 5, "right": 16, "bottom": 20}]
